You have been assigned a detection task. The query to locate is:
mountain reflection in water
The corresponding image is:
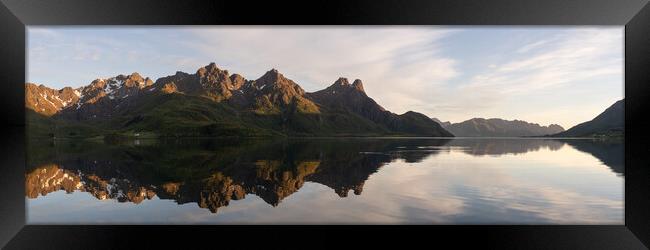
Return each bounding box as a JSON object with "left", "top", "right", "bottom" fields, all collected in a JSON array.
[{"left": 26, "top": 138, "right": 623, "bottom": 224}]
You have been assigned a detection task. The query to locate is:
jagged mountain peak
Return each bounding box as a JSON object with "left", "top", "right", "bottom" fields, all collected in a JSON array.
[
  {"left": 88, "top": 72, "right": 152, "bottom": 90},
  {"left": 254, "top": 68, "right": 302, "bottom": 91},
  {"left": 326, "top": 77, "right": 365, "bottom": 94},
  {"left": 60, "top": 72, "right": 156, "bottom": 117},
  {"left": 259, "top": 68, "right": 285, "bottom": 81},
  {"left": 197, "top": 63, "right": 233, "bottom": 86},
  {"left": 197, "top": 62, "right": 229, "bottom": 77},
  {"left": 148, "top": 63, "right": 248, "bottom": 101},
  {"left": 352, "top": 79, "right": 364, "bottom": 92},
  {"left": 247, "top": 68, "right": 318, "bottom": 114},
  {"left": 207, "top": 62, "right": 218, "bottom": 69},
  {"left": 115, "top": 72, "right": 144, "bottom": 81},
  {"left": 333, "top": 77, "right": 350, "bottom": 86}
]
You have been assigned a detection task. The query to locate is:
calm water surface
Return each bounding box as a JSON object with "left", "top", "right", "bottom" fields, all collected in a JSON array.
[{"left": 26, "top": 138, "right": 623, "bottom": 224}]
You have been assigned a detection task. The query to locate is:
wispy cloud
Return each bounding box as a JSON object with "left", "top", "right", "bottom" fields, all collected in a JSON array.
[
  {"left": 516, "top": 39, "right": 549, "bottom": 53},
  {"left": 467, "top": 29, "right": 621, "bottom": 94},
  {"left": 183, "top": 27, "right": 459, "bottom": 113},
  {"left": 438, "top": 28, "right": 623, "bottom": 127}
]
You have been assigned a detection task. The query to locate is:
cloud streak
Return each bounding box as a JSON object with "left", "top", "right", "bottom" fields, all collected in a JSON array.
[{"left": 452, "top": 28, "right": 623, "bottom": 127}]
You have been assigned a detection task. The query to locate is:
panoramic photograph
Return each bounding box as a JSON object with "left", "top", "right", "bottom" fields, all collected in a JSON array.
[{"left": 25, "top": 26, "right": 623, "bottom": 224}]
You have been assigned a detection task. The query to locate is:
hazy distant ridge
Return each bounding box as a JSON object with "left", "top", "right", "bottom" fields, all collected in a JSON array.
[{"left": 434, "top": 118, "right": 565, "bottom": 137}]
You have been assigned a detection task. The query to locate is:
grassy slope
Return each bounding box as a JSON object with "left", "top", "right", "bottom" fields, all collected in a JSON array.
[
  {"left": 26, "top": 109, "right": 105, "bottom": 138},
  {"left": 114, "top": 93, "right": 399, "bottom": 137},
  {"left": 276, "top": 105, "right": 393, "bottom": 136},
  {"left": 112, "top": 93, "right": 281, "bottom": 137},
  {"left": 397, "top": 112, "right": 454, "bottom": 137}
]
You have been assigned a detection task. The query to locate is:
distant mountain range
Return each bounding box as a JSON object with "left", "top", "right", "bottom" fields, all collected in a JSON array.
[
  {"left": 432, "top": 99, "right": 624, "bottom": 138},
  {"left": 552, "top": 99, "right": 624, "bottom": 137},
  {"left": 26, "top": 63, "right": 453, "bottom": 138},
  {"left": 433, "top": 118, "right": 565, "bottom": 137}
]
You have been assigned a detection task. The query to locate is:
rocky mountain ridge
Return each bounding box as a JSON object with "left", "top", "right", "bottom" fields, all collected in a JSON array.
[{"left": 26, "top": 62, "right": 453, "bottom": 138}]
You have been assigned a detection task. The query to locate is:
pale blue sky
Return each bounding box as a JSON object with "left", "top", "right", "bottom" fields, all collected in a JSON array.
[{"left": 27, "top": 26, "right": 623, "bottom": 128}]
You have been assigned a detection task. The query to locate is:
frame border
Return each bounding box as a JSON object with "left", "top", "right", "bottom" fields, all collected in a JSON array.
[{"left": 1, "top": 0, "right": 648, "bottom": 249}]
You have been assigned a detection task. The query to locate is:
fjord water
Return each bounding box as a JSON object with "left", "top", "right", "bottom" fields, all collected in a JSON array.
[{"left": 26, "top": 138, "right": 623, "bottom": 224}]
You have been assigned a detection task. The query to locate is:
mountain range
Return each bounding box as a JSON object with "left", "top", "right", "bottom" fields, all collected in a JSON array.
[
  {"left": 25, "top": 62, "right": 624, "bottom": 139},
  {"left": 434, "top": 118, "right": 565, "bottom": 137},
  {"left": 26, "top": 63, "right": 453, "bottom": 138},
  {"left": 432, "top": 99, "right": 624, "bottom": 138}
]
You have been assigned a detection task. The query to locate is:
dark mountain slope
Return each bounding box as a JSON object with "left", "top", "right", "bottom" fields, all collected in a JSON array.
[
  {"left": 431, "top": 117, "right": 451, "bottom": 127},
  {"left": 553, "top": 100, "right": 624, "bottom": 137},
  {"left": 307, "top": 78, "right": 452, "bottom": 137}
]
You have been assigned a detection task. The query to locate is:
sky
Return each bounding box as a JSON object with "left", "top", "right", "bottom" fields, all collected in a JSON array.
[{"left": 27, "top": 26, "right": 623, "bottom": 129}]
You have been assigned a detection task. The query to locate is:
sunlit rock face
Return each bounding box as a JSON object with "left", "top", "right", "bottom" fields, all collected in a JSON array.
[
  {"left": 79, "top": 73, "right": 153, "bottom": 103},
  {"left": 25, "top": 84, "right": 81, "bottom": 116},
  {"left": 82, "top": 175, "right": 157, "bottom": 204},
  {"left": 244, "top": 69, "right": 320, "bottom": 115},
  {"left": 25, "top": 72, "right": 155, "bottom": 122},
  {"left": 25, "top": 164, "right": 83, "bottom": 198},
  {"left": 25, "top": 164, "right": 157, "bottom": 204}
]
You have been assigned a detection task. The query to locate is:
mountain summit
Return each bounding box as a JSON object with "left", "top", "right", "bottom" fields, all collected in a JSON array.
[
  {"left": 246, "top": 69, "right": 320, "bottom": 115},
  {"left": 26, "top": 63, "right": 453, "bottom": 138},
  {"left": 352, "top": 79, "right": 365, "bottom": 92},
  {"left": 323, "top": 77, "right": 365, "bottom": 94},
  {"left": 308, "top": 77, "right": 452, "bottom": 137}
]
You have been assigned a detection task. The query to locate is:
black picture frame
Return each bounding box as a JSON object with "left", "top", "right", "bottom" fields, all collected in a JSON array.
[{"left": 1, "top": 0, "right": 649, "bottom": 249}]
